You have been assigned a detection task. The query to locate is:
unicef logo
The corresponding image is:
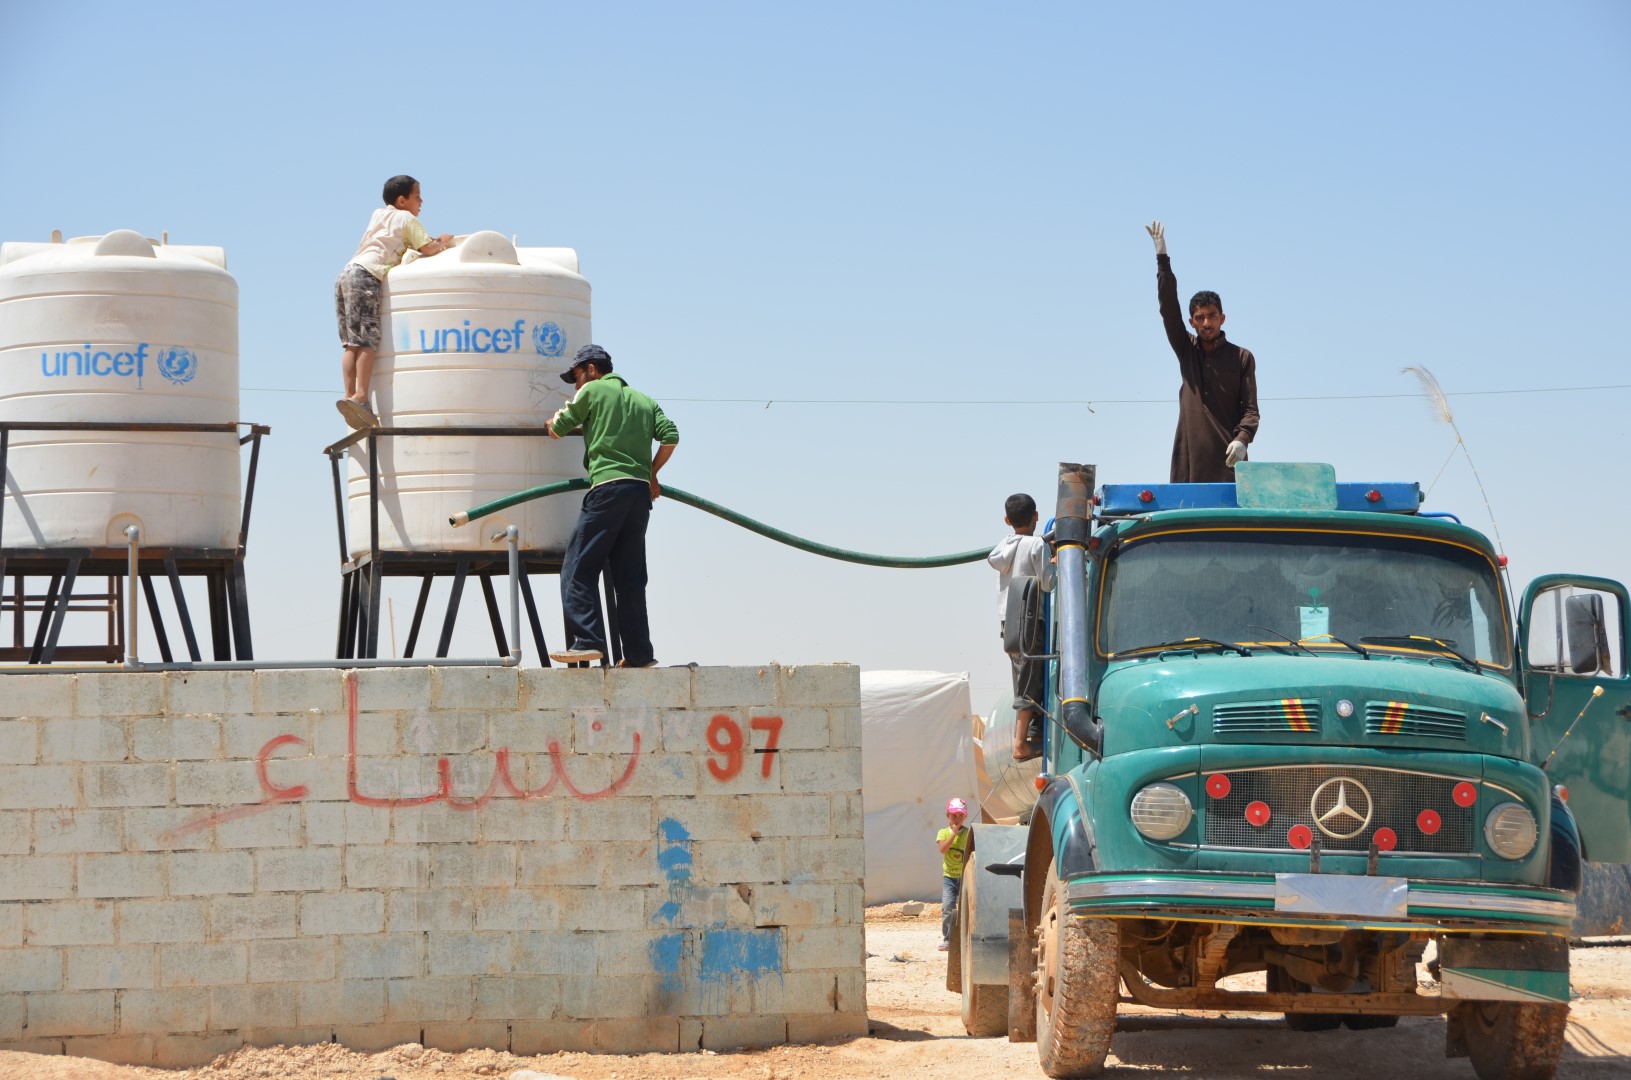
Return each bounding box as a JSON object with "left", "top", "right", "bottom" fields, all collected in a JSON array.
[
  {"left": 155, "top": 346, "right": 198, "bottom": 385},
  {"left": 532, "top": 321, "right": 566, "bottom": 357}
]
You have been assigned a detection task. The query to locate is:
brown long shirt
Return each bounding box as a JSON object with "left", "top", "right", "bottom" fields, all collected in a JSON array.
[{"left": 1157, "top": 253, "right": 1260, "bottom": 483}]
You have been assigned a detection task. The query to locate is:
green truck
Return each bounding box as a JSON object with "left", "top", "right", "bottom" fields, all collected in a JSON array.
[{"left": 951, "top": 462, "right": 1629, "bottom": 1080}]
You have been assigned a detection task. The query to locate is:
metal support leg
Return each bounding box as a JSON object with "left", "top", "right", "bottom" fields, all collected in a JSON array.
[
  {"left": 28, "top": 574, "right": 62, "bottom": 663},
  {"left": 519, "top": 571, "right": 549, "bottom": 668},
  {"left": 404, "top": 576, "right": 433, "bottom": 659},
  {"left": 166, "top": 556, "right": 202, "bottom": 662},
  {"left": 479, "top": 572, "right": 508, "bottom": 657},
  {"left": 436, "top": 558, "right": 471, "bottom": 659},
  {"left": 141, "top": 575, "right": 174, "bottom": 663},
  {"left": 363, "top": 561, "right": 383, "bottom": 660},
  {"left": 39, "top": 558, "right": 81, "bottom": 664},
  {"left": 228, "top": 558, "right": 253, "bottom": 660},
  {"left": 206, "top": 569, "right": 231, "bottom": 661}
]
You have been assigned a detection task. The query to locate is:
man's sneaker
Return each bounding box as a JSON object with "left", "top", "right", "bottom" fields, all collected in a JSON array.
[
  {"left": 616, "top": 658, "right": 659, "bottom": 668},
  {"left": 549, "top": 645, "right": 605, "bottom": 664},
  {"left": 337, "top": 398, "right": 377, "bottom": 430}
]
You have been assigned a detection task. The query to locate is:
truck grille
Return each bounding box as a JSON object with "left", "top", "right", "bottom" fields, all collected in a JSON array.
[
  {"left": 1213, "top": 699, "right": 1321, "bottom": 736},
  {"left": 1364, "top": 701, "right": 1467, "bottom": 741},
  {"left": 1201, "top": 765, "right": 1477, "bottom": 855}
]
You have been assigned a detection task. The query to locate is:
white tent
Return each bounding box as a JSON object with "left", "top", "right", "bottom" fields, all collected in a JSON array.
[{"left": 860, "top": 670, "right": 978, "bottom": 904}]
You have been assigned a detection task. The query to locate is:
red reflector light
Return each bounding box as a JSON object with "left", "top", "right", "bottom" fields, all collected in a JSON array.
[
  {"left": 1366, "top": 489, "right": 1382, "bottom": 502},
  {"left": 1498, "top": 555, "right": 1509, "bottom": 568},
  {"left": 1034, "top": 775, "right": 1047, "bottom": 791},
  {"left": 1205, "top": 773, "right": 1231, "bottom": 799},
  {"left": 1373, "top": 828, "right": 1398, "bottom": 851},
  {"left": 1246, "top": 801, "right": 1271, "bottom": 827},
  {"left": 1417, "top": 809, "right": 1442, "bottom": 835},
  {"left": 1138, "top": 490, "right": 1155, "bottom": 503},
  {"left": 1555, "top": 785, "right": 1569, "bottom": 804},
  {"left": 1288, "top": 824, "right": 1313, "bottom": 850},
  {"left": 1452, "top": 782, "right": 1477, "bottom": 807}
]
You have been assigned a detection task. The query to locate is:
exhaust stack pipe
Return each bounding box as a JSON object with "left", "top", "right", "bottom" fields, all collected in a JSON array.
[{"left": 1054, "top": 463, "right": 1101, "bottom": 757}]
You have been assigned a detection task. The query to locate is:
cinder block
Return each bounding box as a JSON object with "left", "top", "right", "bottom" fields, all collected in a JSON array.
[
  {"left": 150, "top": 1032, "right": 244, "bottom": 1066},
  {"left": 260, "top": 756, "right": 347, "bottom": 805},
  {"left": 299, "top": 891, "right": 384, "bottom": 937},
  {"left": 553, "top": 887, "right": 649, "bottom": 932},
  {"left": 650, "top": 795, "right": 744, "bottom": 842},
  {"left": 351, "top": 755, "right": 442, "bottom": 805},
  {"left": 60, "top": 1034, "right": 156, "bottom": 1065},
  {"left": 303, "top": 802, "right": 391, "bottom": 846},
  {"left": 122, "top": 989, "right": 210, "bottom": 1033},
  {"left": 400, "top": 708, "right": 489, "bottom": 756},
  {"left": 472, "top": 889, "right": 561, "bottom": 932},
  {"left": 249, "top": 937, "right": 336, "bottom": 983},
  {"left": 210, "top": 894, "right": 296, "bottom": 940},
  {"left": 33, "top": 808, "right": 123, "bottom": 853},
  {"left": 834, "top": 883, "right": 865, "bottom": 925},
  {"left": 0, "top": 993, "right": 21, "bottom": 1040},
  {"left": 0, "top": 901, "right": 22, "bottom": 946},
  {"left": 512, "top": 930, "right": 597, "bottom": 975},
  {"left": 746, "top": 707, "right": 829, "bottom": 751},
  {"left": 432, "top": 667, "right": 520, "bottom": 711},
  {"left": 384, "top": 975, "right": 472, "bottom": 1022},
  {"left": 353, "top": 667, "right": 432, "bottom": 712},
  {"left": 254, "top": 848, "right": 341, "bottom": 893},
  {"left": 4, "top": 947, "right": 65, "bottom": 991},
  {"left": 754, "top": 971, "right": 839, "bottom": 1015},
  {"left": 330, "top": 1021, "right": 424, "bottom": 1052},
  {"left": 487, "top": 709, "right": 576, "bottom": 753},
  {"left": 221, "top": 712, "right": 313, "bottom": 760},
  {"left": 117, "top": 898, "right": 206, "bottom": 943},
  {"left": 421, "top": 1020, "right": 511, "bottom": 1053},
  {"left": 510, "top": 1018, "right": 596, "bottom": 1054},
  {"left": 430, "top": 844, "right": 516, "bottom": 888},
  {"left": 617, "top": 751, "right": 699, "bottom": 799},
  {"left": 0, "top": 719, "right": 38, "bottom": 764},
  {"left": 168, "top": 850, "right": 254, "bottom": 896},
  {"left": 132, "top": 717, "right": 221, "bottom": 760},
  {"left": 478, "top": 797, "right": 566, "bottom": 843},
  {"left": 64, "top": 944, "right": 155, "bottom": 990},
  {"left": 215, "top": 803, "right": 301, "bottom": 849},
  {"left": 779, "top": 663, "right": 859, "bottom": 707},
  {"left": 472, "top": 974, "right": 559, "bottom": 1020},
  {"left": 392, "top": 801, "right": 480, "bottom": 844},
  {"left": 312, "top": 706, "right": 391, "bottom": 757},
  {"left": 693, "top": 665, "right": 777, "bottom": 708},
  {"left": 164, "top": 671, "right": 254, "bottom": 717},
  {"left": 692, "top": 838, "right": 787, "bottom": 884},
  {"left": 83, "top": 763, "right": 170, "bottom": 808},
  {"left": 563, "top": 797, "right": 652, "bottom": 842},
  {"left": 595, "top": 929, "right": 681, "bottom": 976},
  {"left": 253, "top": 668, "right": 342, "bottom": 715},
  {"left": 427, "top": 931, "right": 514, "bottom": 976},
  {"left": 208, "top": 982, "right": 299, "bottom": 1030},
  {"left": 787, "top": 925, "right": 865, "bottom": 971},
  {"left": 75, "top": 673, "right": 163, "bottom": 718},
  {"left": 26, "top": 990, "right": 116, "bottom": 1037},
  {"left": 78, "top": 853, "right": 164, "bottom": 899},
  {"left": 645, "top": 884, "right": 754, "bottom": 929},
  {"left": 558, "top": 973, "right": 649, "bottom": 1019},
  {"left": 158, "top": 942, "right": 248, "bottom": 987},
  {"left": 2, "top": 673, "right": 74, "bottom": 717},
  {"left": 339, "top": 932, "right": 424, "bottom": 980},
  {"left": 385, "top": 888, "right": 475, "bottom": 933},
  {"left": 124, "top": 807, "right": 214, "bottom": 852},
  {"left": 752, "top": 883, "right": 836, "bottom": 928},
  {"left": 0, "top": 853, "right": 73, "bottom": 899},
  {"left": 520, "top": 665, "right": 605, "bottom": 711},
  {"left": 785, "top": 836, "right": 866, "bottom": 882},
  {"left": 786, "top": 1010, "right": 868, "bottom": 1043},
  {"left": 298, "top": 978, "right": 385, "bottom": 1027},
  {"left": 514, "top": 840, "right": 602, "bottom": 889},
  {"left": 700, "top": 1014, "right": 789, "bottom": 1050},
  {"left": 238, "top": 1024, "right": 333, "bottom": 1048},
  {"left": 27, "top": 901, "right": 114, "bottom": 946},
  {"left": 605, "top": 667, "right": 691, "bottom": 710},
  {"left": 745, "top": 794, "right": 835, "bottom": 838},
  {"left": 828, "top": 705, "right": 862, "bottom": 750},
  {"left": 779, "top": 748, "right": 863, "bottom": 794},
  {"left": 599, "top": 840, "right": 665, "bottom": 887},
  {"left": 0, "top": 765, "right": 75, "bottom": 811},
  {"left": 831, "top": 792, "right": 864, "bottom": 837},
  {"left": 174, "top": 760, "right": 261, "bottom": 806},
  {"left": 345, "top": 845, "right": 430, "bottom": 890}
]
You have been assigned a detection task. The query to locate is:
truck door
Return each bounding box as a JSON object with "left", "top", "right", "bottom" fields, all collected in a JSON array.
[{"left": 1520, "top": 575, "right": 1631, "bottom": 863}]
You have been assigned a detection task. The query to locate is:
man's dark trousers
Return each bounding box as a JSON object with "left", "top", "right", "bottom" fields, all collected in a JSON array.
[{"left": 560, "top": 479, "right": 653, "bottom": 664}]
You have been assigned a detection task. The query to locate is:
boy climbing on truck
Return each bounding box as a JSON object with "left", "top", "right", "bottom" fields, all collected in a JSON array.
[{"left": 989, "top": 493, "right": 1054, "bottom": 761}]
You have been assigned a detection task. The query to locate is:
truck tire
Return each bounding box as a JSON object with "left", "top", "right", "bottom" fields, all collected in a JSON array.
[
  {"left": 1458, "top": 1001, "right": 1568, "bottom": 1080},
  {"left": 1267, "top": 965, "right": 1343, "bottom": 1031},
  {"left": 1035, "top": 859, "right": 1119, "bottom": 1078},
  {"left": 960, "top": 868, "right": 1010, "bottom": 1037},
  {"left": 946, "top": 896, "right": 961, "bottom": 993}
]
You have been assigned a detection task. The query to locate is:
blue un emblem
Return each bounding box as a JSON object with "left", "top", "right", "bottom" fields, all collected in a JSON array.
[
  {"left": 532, "top": 321, "right": 566, "bottom": 357},
  {"left": 155, "top": 346, "right": 198, "bottom": 385}
]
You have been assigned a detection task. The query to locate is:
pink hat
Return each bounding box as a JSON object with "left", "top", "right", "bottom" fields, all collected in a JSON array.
[{"left": 946, "top": 798, "right": 968, "bottom": 815}]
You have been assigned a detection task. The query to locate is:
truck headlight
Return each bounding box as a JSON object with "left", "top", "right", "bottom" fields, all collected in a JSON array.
[
  {"left": 1131, "top": 782, "right": 1193, "bottom": 841},
  {"left": 1484, "top": 802, "right": 1538, "bottom": 860}
]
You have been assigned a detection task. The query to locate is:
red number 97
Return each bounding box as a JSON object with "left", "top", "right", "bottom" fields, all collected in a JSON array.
[{"left": 706, "top": 714, "right": 744, "bottom": 780}]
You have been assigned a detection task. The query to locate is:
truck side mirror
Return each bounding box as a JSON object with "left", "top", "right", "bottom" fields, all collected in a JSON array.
[
  {"left": 1565, "top": 593, "right": 1613, "bottom": 676},
  {"left": 1003, "top": 575, "right": 1046, "bottom": 658}
]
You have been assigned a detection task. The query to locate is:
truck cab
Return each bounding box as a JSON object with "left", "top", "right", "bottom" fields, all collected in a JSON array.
[{"left": 953, "top": 462, "right": 1631, "bottom": 1080}]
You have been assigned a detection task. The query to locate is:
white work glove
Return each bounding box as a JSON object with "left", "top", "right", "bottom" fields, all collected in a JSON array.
[
  {"left": 1145, "top": 220, "right": 1167, "bottom": 256},
  {"left": 1225, "top": 440, "right": 1247, "bottom": 468}
]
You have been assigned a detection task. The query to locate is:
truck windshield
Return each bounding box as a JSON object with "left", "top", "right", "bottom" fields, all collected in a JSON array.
[{"left": 1099, "top": 529, "right": 1510, "bottom": 667}]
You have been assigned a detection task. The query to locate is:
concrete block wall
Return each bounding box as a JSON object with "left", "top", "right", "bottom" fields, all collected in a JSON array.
[{"left": 0, "top": 664, "right": 866, "bottom": 1067}]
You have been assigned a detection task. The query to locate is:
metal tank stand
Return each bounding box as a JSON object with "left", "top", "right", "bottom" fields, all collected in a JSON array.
[
  {"left": 0, "top": 421, "right": 269, "bottom": 664},
  {"left": 324, "top": 426, "right": 622, "bottom": 665}
]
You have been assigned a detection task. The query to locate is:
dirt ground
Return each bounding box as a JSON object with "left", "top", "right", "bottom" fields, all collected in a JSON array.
[{"left": 4, "top": 907, "right": 1629, "bottom": 1080}]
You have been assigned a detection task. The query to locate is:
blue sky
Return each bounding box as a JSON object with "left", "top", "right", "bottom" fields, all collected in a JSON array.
[{"left": 4, "top": 2, "right": 1628, "bottom": 711}]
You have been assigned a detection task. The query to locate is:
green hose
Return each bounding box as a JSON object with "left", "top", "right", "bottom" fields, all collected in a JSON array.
[{"left": 450, "top": 478, "right": 989, "bottom": 569}]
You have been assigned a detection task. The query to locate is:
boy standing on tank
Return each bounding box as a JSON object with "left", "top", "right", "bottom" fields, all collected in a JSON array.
[
  {"left": 334, "top": 175, "right": 454, "bottom": 429},
  {"left": 989, "top": 493, "right": 1055, "bottom": 762},
  {"left": 936, "top": 798, "right": 971, "bottom": 951}
]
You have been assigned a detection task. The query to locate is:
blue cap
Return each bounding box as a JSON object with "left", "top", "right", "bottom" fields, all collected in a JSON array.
[{"left": 561, "top": 343, "right": 612, "bottom": 382}]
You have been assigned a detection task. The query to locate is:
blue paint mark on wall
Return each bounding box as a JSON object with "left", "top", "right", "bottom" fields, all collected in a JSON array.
[
  {"left": 648, "top": 931, "right": 685, "bottom": 992},
  {"left": 700, "top": 928, "right": 782, "bottom": 979},
  {"left": 650, "top": 815, "right": 783, "bottom": 999}
]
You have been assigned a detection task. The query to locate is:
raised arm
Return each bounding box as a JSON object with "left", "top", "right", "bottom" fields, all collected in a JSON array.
[{"left": 1148, "top": 221, "right": 1192, "bottom": 357}]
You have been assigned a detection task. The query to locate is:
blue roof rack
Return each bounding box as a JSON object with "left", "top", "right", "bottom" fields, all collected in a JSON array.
[{"left": 1098, "top": 481, "right": 1424, "bottom": 516}]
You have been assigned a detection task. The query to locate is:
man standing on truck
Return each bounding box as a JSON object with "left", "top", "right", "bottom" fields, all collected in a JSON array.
[{"left": 1145, "top": 221, "right": 1260, "bottom": 483}]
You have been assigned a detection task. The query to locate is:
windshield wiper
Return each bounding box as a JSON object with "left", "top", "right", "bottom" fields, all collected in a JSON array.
[
  {"left": 1358, "top": 634, "right": 1479, "bottom": 673},
  {"left": 1121, "top": 637, "right": 1252, "bottom": 658},
  {"left": 1304, "top": 633, "right": 1371, "bottom": 659},
  {"left": 1248, "top": 624, "right": 1317, "bottom": 657}
]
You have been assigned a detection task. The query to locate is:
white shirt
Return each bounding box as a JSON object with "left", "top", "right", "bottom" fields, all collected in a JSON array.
[
  {"left": 988, "top": 533, "right": 1055, "bottom": 620},
  {"left": 348, "top": 207, "right": 429, "bottom": 280}
]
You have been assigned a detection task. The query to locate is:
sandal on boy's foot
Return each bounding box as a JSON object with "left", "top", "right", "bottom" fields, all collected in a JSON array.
[
  {"left": 615, "top": 658, "right": 659, "bottom": 669},
  {"left": 336, "top": 398, "right": 377, "bottom": 430},
  {"left": 549, "top": 644, "right": 605, "bottom": 664},
  {"left": 1012, "top": 741, "right": 1043, "bottom": 763}
]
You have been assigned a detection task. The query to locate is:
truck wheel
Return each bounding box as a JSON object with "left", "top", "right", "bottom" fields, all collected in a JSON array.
[
  {"left": 1267, "top": 965, "right": 1343, "bottom": 1031},
  {"left": 1035, "top": 859, "right": 1119, "bottom": 1078},
  {"left": 946, "top": 896, "right": 961, "bottom": 993},
  {"left": 960, "top": 863, "right": 1010, "bottom": 1036},
  {"left": 1458, "top": 1001, "right": 1568, "bottom": 1080}
]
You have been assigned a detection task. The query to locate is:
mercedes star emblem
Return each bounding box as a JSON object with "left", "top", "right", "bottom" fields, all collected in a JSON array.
[{"left": 1309, "top": 776, "right": 1374, "bottom": 840}]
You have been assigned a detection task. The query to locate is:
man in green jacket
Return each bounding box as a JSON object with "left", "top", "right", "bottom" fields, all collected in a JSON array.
[{"left": 546, "top": 344, "right": 679, "bottom": 666}]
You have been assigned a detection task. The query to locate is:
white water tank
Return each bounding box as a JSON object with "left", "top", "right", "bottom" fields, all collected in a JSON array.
[
  {"left": 346, "top": 231, "right": 589, "bottom": 557},
  {"left": 0, "top": 231, "right": 241, "bottom": 549}
]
